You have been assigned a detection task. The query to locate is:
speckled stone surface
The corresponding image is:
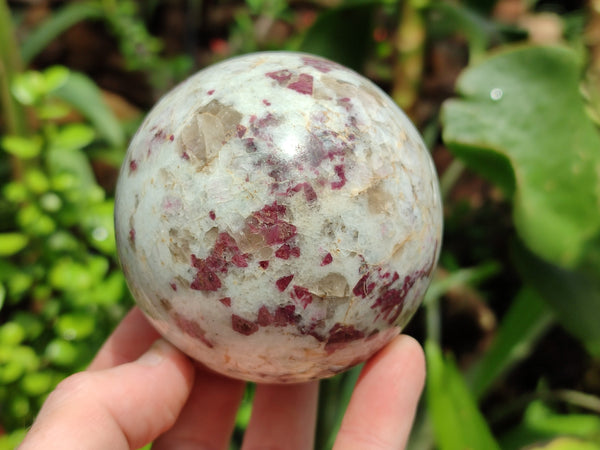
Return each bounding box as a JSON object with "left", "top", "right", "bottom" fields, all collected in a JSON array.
[{"left": 115, "top": 52, "right": 443, "bottom": 383}]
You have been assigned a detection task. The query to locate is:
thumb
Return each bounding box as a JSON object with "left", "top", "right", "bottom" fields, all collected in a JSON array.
[{"left": 20, "top": 339, "right": 194, "bottom": 450}]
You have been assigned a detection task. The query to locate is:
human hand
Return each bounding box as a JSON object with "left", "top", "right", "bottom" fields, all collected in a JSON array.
[{"left": 19, "top": 307, "right": 425, "bottom": 450}]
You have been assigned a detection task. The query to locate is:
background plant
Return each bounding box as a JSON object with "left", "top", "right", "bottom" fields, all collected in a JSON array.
[{"left": 1, "top": 0, "right": 599, "bottom": 449}]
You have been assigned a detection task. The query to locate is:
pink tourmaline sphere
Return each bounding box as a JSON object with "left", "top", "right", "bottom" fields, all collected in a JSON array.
[{"left": 115, "top": 52, "right": 442, "bottom": 383}]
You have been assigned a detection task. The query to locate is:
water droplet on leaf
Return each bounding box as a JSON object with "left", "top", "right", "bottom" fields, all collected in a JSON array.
[{"left": 490, "top": 88, "right": 503, "bottom": 101}]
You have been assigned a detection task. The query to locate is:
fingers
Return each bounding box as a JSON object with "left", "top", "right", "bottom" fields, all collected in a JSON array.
[
  {"left": 152, "top": 366, "right": 245, "bottom": 450},
  {"left": 333, "top": 335, "right": 426, "bottom": 450},
  {"left": 242, "top": 381, "right": 319, "bottom": 450},
  {"left": 20, "top": 339, "right": 195, "bottom": 450},
  {"left": 88, "top": 307, "right": 161, "bottom": 370}
]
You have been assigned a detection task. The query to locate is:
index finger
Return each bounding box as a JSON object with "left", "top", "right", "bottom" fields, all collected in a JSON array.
[{"left": 88, "top": 307, "right": 161, "bottom": 370}]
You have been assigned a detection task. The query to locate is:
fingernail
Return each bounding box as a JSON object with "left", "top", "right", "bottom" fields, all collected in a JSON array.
[{"left": 137, "top": 339, "right": 170, "bottom": 367}]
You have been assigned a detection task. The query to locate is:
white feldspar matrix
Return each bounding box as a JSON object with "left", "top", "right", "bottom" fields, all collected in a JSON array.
[{"left": 115, "top": 52, "right": 443, "bottom": 383}]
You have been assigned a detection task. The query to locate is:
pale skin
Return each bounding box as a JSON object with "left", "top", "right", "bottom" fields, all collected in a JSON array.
[{"left": 19, "top": 307, "right": 426, "bottom": 450}]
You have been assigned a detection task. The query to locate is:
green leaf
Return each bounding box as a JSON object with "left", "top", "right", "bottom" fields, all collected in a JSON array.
[
  {"left": 297, "top": 3, "right": 376, "bottom": 72},
  {"left": 467, "top": 287, "right": 555, "bottom": 398},
  {"left": 426, "top": 2, "right": 499, "bottom": 59},
  {"left": 501, "top": 401, "right": 600, "bottom": 449},
  {"left": 12, "top": 312, "right": 44, "bottom": 340},
  {"left": 12, "top": 345, "right": 40, "bottom": 372},
  {"left": 7, "top": 395, "right": 30, "bottom": 420},
  {"left": 54, "top": 71, "right": 125, "bottom": 147},
  {"left": 17, "top": 204, "right": 56, "bottom": 236},
  {"left": 0, "top": 428, "right": 27, "bottom": 450},
  {"left": 0, "top": 233, "right": 29, "bottom": 256},
  {"left": 36, "top": 100, "right": 71, "bottom": 121},
  {"left": 11, "top": 71, "right": 46, "bottom": 105},
  {"left": 513, "top": 240, "right": 600, "bottom": 357},
  {"left": 45, "top": 338, "right": 79, "bottom": 367},
  {"left": 55, "top": 313, "right": 96, "bottom": 341},
  {"left": 0, "top": 345, "right": 40, "bottom": 383},
  {"left": 20, "top": 371, "right": 55, "bottom": 396},
  {"left": 81, "top": 200, "right": 117, "bottom": 255},
  {"left": 49, "top": 258, "right": 93, "bottom": 292},
  {"left": 24, "top": 168, "right": 50, "bottom": 194},
  {"left": 0, "top": 322, "right": 26, "bottom": 346},
  {"left": 533, "top": 438, "right": 600, "bottom": 450},
  {"left": 21, "top": 2, "right": 105, "bottom": 64},
  {"left": 87, "top": 271, "right": 125, "bottom": 306},
  {"left": 4, "top": 270, "right": 33, "bottom": 301},
  {"left": 442, "top": 45, "right": 600, "bottom": 269},
  {"left": 1, "top": 135, "right": 43, "bottom": 159},
  {"left": 0, "top": 360, "right": 24, "bottom": 384},
  {"left": 45, "top": 147, "right": 97, "bottom": 199},
  {"left": 43, "top": 66, "right": 70, "bottom": 92},
  {"left": 3, "top": 181, "right": 29, "bottom": 203},
  {"left": 425, "top": 340, "right": 501, "bottom": 450},
  {"left": 48, "top": 123, "right": 95, "bottom": 152}
]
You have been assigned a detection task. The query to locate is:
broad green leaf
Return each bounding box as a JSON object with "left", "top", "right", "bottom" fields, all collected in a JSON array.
[
  {"left": 0, "top": 233, "right": 29, "bottom": 256},
  {"left": 54, "top": 71, "right": 125, "bottom": 147},
  {"left": 514, "top": 241, "right": 600, "bottom": 357},
  {"left": 467, "top": 287, "right": 555, "bottom": 398},
  {"left": 1, "top": 135, "right": 43, "bottom": 159},
  {"left": 426, "top": 340, "right": 501, "bottom": 450},
  {"left": 442, "top": 45, "right": 600, "bottom": 269},
  {"left": 21, "top": 2, "right": 104, "bottom": 64}
]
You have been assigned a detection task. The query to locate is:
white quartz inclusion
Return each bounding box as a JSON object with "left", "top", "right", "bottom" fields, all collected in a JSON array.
[{"left": 115, "top": 51, "right": 442, "bottom": 383}]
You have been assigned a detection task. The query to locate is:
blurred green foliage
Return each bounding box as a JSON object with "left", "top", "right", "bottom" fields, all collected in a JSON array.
[
  {"left": 1, "top": 0, "right": 600, "bottom": 449},
  {"left": 0, "top": 63, "right": 131, "bottom": 438}
]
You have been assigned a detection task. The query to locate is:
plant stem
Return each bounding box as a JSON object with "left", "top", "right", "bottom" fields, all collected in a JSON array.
[
  {"left": 439, "top": 158, "right": 465, "bottom": 200},
  {"left": 489, "top": 389, "right": 600, "bottom": 425},
  {"left": 0, "top": 0, "right": 29, "bottom": 182},
  {"left": 0, "top": 0, "right": 27, "bottom": 136},
  {"left": 392, "top": 0, "right": 426, "bottom": 112}
]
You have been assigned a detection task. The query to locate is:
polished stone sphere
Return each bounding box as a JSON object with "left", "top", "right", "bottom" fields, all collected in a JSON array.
[{"left": 115, "top": 52, "right": 442, "bottom": 383}]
